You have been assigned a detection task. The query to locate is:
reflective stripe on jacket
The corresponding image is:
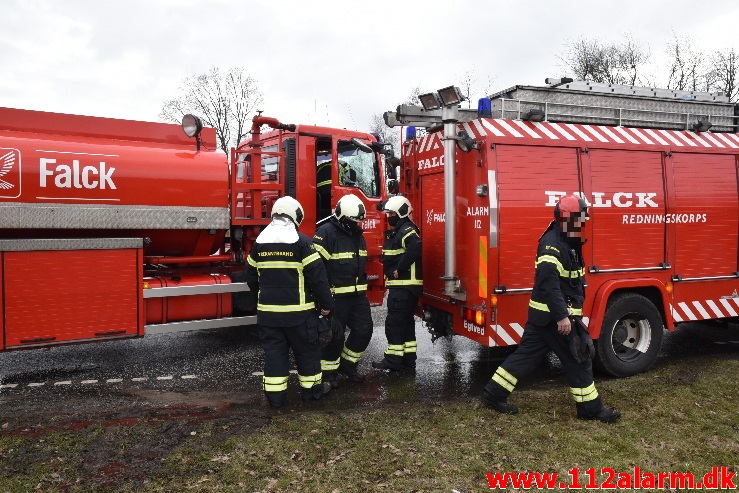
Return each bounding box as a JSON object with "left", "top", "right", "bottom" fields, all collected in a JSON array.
[
  {"left": 313, "top": 217, "right": 369, "bottom": 296},
  {"left": 245, "top": 230, "right": 334, "bottom": 327},
  {"left": 382, "top": 217, "right": 422, "bottom": 292},
  {"left": 527, "top": 222, "right": 585, "bottom": 326}
]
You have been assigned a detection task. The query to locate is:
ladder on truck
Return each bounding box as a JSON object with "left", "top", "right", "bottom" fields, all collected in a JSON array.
[{"left": 489, "top": 79, "right": 738, "bottom": 133}]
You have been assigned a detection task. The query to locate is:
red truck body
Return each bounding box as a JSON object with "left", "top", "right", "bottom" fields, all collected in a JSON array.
[{"left": 389, "top": 81, "right": 739, "bottom": 376}]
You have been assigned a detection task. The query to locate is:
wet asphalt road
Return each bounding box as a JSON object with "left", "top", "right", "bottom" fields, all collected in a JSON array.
[{"left": 0, "top": 308, "right": 738, "bottom": 418}]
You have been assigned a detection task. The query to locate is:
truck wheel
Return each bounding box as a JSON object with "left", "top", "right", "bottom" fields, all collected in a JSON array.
[{"left": 595, "top": 293, "right": 663, "bottom": 377}]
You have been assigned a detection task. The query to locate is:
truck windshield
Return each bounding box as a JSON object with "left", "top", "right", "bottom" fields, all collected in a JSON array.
[{"left": 337, "top": 140, "right": 380, "bottom": 198}]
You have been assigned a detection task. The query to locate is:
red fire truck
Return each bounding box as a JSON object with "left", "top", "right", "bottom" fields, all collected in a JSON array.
[
  {"left": 0, "top": 108, "right": 390, "bottom": 352},
  {"left": 384, "top": 80, "right": 739, "bottom": 377}
]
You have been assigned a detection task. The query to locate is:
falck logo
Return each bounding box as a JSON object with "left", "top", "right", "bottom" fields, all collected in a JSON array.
[
  {"left": 425, "top": 208, "right": 445, "bottom": 225},
  {"left": 0, "top": 148, "right": 21, "bottom": 198}
]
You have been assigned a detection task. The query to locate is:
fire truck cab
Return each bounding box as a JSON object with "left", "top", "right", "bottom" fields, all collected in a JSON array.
[
  {"left": 385, "top": 80, "right": 739, "bottom": 377},
  {"left": 231, "top": 115, "right": 391, "bottom": 305}
]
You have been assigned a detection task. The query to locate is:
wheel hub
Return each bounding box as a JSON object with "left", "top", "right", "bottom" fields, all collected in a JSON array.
[{"left": 612, "top": 316, "right": 652, "bottom": 361}]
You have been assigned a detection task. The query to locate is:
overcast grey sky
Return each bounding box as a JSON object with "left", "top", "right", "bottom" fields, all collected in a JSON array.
[{"left": 2, "top": 0, "right": 737, "bottom": 133}]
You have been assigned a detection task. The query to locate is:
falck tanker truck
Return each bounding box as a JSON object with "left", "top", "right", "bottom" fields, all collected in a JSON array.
[{"left": 0, "top": 107, "right": 391, "bottom": 352}]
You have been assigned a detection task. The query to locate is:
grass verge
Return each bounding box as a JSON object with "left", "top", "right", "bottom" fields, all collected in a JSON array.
[{"left": 1, "top": 355, "right": 737, "bottom": 492}]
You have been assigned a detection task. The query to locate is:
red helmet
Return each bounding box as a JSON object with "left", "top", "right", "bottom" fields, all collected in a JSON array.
[{"left": 554, "top": 194, "right": 588, "bottom": 221}]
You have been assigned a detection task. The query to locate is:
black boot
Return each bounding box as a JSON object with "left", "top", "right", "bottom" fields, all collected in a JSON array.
[
  {"left": 323, "top": 370, "right": 343, "bottom": 389},
  {"left": 338, "top": 360, "right": 365, "bottom": 382},
  {"left": 481, "top": 386, "right": 518, "bottom": 414},
  {"left": 578, "top": 406, "right": 621, "bottom": 423},
  {"left": 301, "top": 382, "right": 332, "bottom": 401},
  {"left": 372, "top": 359, "right": 400, "bottom": 371},
  {"left": 266, "top": 393, "right": 287, "bottom": 409},
  {"left": 481, "top": 394, "right": 518, "bottom": 414}
]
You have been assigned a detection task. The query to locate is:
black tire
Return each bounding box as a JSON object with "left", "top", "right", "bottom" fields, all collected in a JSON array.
[{"left": 595, "top": 293, "right": 664, "bottom": 377}]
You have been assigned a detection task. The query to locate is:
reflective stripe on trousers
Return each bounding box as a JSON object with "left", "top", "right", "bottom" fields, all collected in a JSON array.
[
  {"left": 384, "top": 343, "right": 404, "bottom": 357},
  {"left": 491, "top": 366, "right": 518, "bottom": 392},
  {"left": 341, "top": 346, "right": 363, "bottom": 363},
  {"left": 298, "top": 373, "right": 322, "bottom": 389},
  {"left": 263, "top": 375, "right": 288, "bottom": 393},
  {"left": 321, "top": 357, "right": 340, "bottom": 371},
  {"left": 570, "top": 382, "right": 599, "bottom": 402}
]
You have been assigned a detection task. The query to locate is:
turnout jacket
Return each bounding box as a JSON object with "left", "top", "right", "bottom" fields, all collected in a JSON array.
[
  {"left": 381, "top": 217, "right": 422, "bottom": 294},
  {"left": 527, "top": 221, "right": 586, "bottom": 327},
  {"left": 245, "top": 219, "right": 335, "bottom": 327},
  {"left": 313, "top": 217, "right": 368, "bottom": 296}
]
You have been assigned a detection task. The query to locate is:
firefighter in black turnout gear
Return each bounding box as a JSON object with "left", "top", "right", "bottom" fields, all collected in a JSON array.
[
  {"left": 313, "top": 193, "right": 374, "bottom": 386},
  {"left": 373, "top": 196, "right": 423, "bottom": 371},
  {"left": 245, "top": 196, "right": 335, "bottom": 408},
  {"left": 480, "top": 195, "right": 621, "bottom": 423}
]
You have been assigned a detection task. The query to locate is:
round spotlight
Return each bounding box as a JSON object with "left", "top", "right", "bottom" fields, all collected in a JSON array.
[
  {"left": 455, "top": 131, "right": 477, "bottom": 153},
  {"left": 182, "top": 114, "right": 203, "bottom": 138}
]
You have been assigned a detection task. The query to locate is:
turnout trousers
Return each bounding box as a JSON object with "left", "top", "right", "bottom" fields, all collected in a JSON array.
[
  {"left": 260, "top": 317, "right": 324, "bottom": 407},
  {"left": 379, "top": 288, "right": 419, "bottom": 370},
  {"left": 321, "top": 293, "right": 373, "bottom": 377},
  {"left": 482, "top": 321, "right": 604, "bottom": 415}
]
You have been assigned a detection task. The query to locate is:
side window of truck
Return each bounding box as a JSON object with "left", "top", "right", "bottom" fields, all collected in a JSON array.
[
  {"left": 336, "top": 140, "right": 380, "bottom": 198},
  {"left": 261, "top": 144, "right": 280, "bottom": 182}
]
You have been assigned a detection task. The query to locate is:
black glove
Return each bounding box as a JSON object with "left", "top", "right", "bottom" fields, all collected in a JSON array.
[
  {"left": 329, "top": 313, "right": 345, "bottom": 343},
  {"left": 317, "top": 315, "right": 332, "bottom": 347},
  {"left": 567, "top": 317, "right": 595, "bottom": 363}
]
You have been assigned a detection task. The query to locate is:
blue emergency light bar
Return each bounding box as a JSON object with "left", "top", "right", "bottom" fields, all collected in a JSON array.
[{"left": 478, "top": 98, "right": 492, "bottom": 118}]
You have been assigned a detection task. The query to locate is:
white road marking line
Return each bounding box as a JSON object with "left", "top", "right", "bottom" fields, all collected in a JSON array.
[
  {"left": 1, "top": 374, "right": 201, "bottom": 390},
  {"left": 251, "top": 370, "right": 298, "bottom": 377}
]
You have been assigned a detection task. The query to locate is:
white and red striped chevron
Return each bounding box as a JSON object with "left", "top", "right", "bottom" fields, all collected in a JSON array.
[
  {"left": 489, "top": 323, "right": 524, "bottom": 347},
  {"left": 411, "top": 119, "right": 739, "bottom": 154},
  {"left": 489, "top": 316, "right": 594, "bottom": 347},
  {"left": 671, "top": 298, "right": 739, "bottom": 322}
]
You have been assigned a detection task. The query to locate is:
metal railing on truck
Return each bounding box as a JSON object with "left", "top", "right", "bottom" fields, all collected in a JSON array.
[{"left": 489, "top": 81, "right": 738, "bottom": 132}]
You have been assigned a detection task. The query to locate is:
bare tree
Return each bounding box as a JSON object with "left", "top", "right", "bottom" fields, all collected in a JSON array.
[
  {"left": 559, "top": 35, "right": 650, "bottom": 85},
  {"left": 617, "top": 35, "right": 651, "bottom": 86},
  {"left": 706, "top": 48, "right": 738, "bottom": 102},
  {"left": 458, "top": 70, "right": 478, "bottom": 109},
  {"left": 665, "top": 34, "right": 705, "bottom": 91},
  {"left": 369, "top": 113, "right": 400, "bottom": 151},
  {"left": 403, "top": 87, "right": 426, "bottom": 105},
  {"left": 160, "top": 67, "right": 263, "bottom": 154},
  {"left": 368, "top": 87, "right": 430, "bottom": 153}
]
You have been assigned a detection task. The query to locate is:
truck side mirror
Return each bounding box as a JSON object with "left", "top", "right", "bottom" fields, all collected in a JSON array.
[
  {"left": 385, "top": 156, "right": 400, "bottom": 180},
  {"left": 387, "top": 179, "right": 399, "bottom": 195},
  {"left": 351, "top": 138, "right": 373, "bottom": 153}
]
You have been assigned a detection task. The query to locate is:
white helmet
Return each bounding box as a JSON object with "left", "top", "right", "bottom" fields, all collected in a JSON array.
[
  {"left": 383, "top": 195, "right": 412, "bottom": 218},
  {"left": 334, "top": 193, "right": 366, "bottom": 222},
  {"left": 271, "top": 196, "right": 304, "bottom": 226}
]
